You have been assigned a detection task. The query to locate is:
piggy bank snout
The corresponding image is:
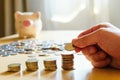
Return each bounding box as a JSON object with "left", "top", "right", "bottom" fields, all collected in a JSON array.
[{"left": 23, "top": 19, "right": 33, "bottom": 27}]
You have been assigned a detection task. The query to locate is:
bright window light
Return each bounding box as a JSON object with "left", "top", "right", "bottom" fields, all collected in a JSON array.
[
  {"left": 50, "top": 0, "right": 87, "bottom": 23},
  {"left": 93, "top": 0, "right": 101, "bottom": 15},
  {"left": 93, "top": 0, "right": 109, "bottom": 22}
]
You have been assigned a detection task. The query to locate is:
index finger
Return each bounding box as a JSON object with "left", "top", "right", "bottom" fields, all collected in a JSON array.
[{"left": 78, "top": 23, "right": 108, "bottom": 37}]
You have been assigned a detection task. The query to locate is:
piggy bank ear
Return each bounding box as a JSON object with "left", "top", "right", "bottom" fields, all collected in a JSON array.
[
  {"left": 15, "top": 11, "right": 22, "bottom": 19},
  {"left": 33, "top": 12, "right": 41, "bottom": 19}
]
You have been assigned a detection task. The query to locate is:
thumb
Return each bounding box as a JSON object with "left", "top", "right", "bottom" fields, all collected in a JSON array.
[{"left": 72, "top": 30, "right": 100, "bottom": 48}]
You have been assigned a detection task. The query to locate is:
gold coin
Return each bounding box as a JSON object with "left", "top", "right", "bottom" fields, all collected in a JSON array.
[
  {"left": 26, "top": 58, "right": 38, "bottom": 71},
  {"left": 64, "top": 43, "right": 75, "bottom": 51},
  {"left": 8, "top": 63, "right": 21, "bottom": 72},
  {"left": 61, "top": 53, "right": 74, "bottom": 59}
]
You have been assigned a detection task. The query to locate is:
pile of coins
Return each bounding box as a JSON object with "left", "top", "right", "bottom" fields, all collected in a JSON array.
[
  {"left": 43, "top": 58, "right": 57, "bottom": 71},
  {"left": 8, "top": 63, "right": 21, "bottom": 72},
  {"left": 0, "top": 40, "right": 66, "bottom": 57},
  {"left": 61, "top": 53, "right": 74, "bottom": 70},
  {"left": 25, "top": 58, "right": 39, "bottom": 71}
]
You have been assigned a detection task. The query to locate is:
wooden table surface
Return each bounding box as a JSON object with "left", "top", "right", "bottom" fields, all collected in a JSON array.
[{"left": 0, "top": 30, "right": 120, "bottom": 80}]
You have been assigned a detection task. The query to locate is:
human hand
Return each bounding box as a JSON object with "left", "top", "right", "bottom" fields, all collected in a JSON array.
[{"left": 72, "top": 23, "right": 120, "bottom": 69}]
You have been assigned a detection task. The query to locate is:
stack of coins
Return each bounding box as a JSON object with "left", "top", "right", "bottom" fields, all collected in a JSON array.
[
  {"left": 61, "top": 53, "right": 74, "bottom": 70},
  {"left": 43, "top": 58, "right": 57, "bottom": 71},
  {"left": 8, "top": 63, "right": 21, "bottom": 72},
  {"left": 25, "top": 58, "right": 39, "bottom": 71}
]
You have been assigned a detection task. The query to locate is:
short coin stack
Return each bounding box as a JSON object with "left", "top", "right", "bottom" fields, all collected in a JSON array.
[
  {"left": 8, "top": 63, "right": 21, "bottom": 72},
  {"left": 61, "top": 53, "right": 74, "bottom": 70},
  {"left": 43, "top": 58, "right": 57, "bottom": 71},
  {"left": 25, "top": 58, "right": 39, "bottom": 71}
]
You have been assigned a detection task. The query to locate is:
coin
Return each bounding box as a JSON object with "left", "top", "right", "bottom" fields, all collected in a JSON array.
[
  {"left": 8, "top": 63, "right": 21, "bottom": 72},
  {"left": 61, "top": 53, "right": 74, "bottom": 70},
  {"left": 43, "top": 58, "right": 57, "bottom": 71},
  {"left": 64, "top": 43, "right": 75, "bottom": 51},
  {"left": 25, "top": 58, "right": 38, "bottom": 71}
]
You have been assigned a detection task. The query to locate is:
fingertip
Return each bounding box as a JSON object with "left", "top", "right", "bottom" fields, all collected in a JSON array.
[
  {"left": 75, "top": 47, "right": 81, "bottom": 53},
  {"left": 72, "top": 39, "right": 81, "bottom": 53},
  {"left": 72, "top": 38, "right": 79, "bottom": 47}
]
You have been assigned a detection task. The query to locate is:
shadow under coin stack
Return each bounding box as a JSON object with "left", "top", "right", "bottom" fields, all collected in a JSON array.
[
  {"left": 44, "top": 58, "right": 57, "bottom": 71},
  {"left": 61, "top": 53, "right": 74, "bottom": 70},
  {"left": 25, "top": 58, "right": 39, "bottom": 71}
]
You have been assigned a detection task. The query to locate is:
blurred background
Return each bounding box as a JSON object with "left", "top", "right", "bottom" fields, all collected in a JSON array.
[{"left": 0, "top": 0, "right": 120, "bottom": 37}]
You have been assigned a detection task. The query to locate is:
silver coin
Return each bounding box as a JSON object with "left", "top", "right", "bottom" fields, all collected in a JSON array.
[{"left": 1, "top": 51, "right": 9, "bottom": 57}]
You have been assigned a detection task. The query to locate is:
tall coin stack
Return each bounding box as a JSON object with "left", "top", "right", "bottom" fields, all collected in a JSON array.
[
  {"left": 44, "top": 58, "right": 57, "bottom": 71},
  {"left": 61, "top": 53, "right": 74, "bottom": 70},
  {"left": 26, "top": 58, "right": 39, "bottom": 71}
]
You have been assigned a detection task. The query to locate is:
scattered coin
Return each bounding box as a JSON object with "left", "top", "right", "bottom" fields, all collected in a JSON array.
[{"left": 1, "top": 52, "right": 9, "bottom": 57}]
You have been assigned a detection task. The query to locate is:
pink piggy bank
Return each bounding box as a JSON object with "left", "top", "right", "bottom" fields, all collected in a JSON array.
[{"left": 15, "top": 11, "right": 42, "bottom": 38}]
